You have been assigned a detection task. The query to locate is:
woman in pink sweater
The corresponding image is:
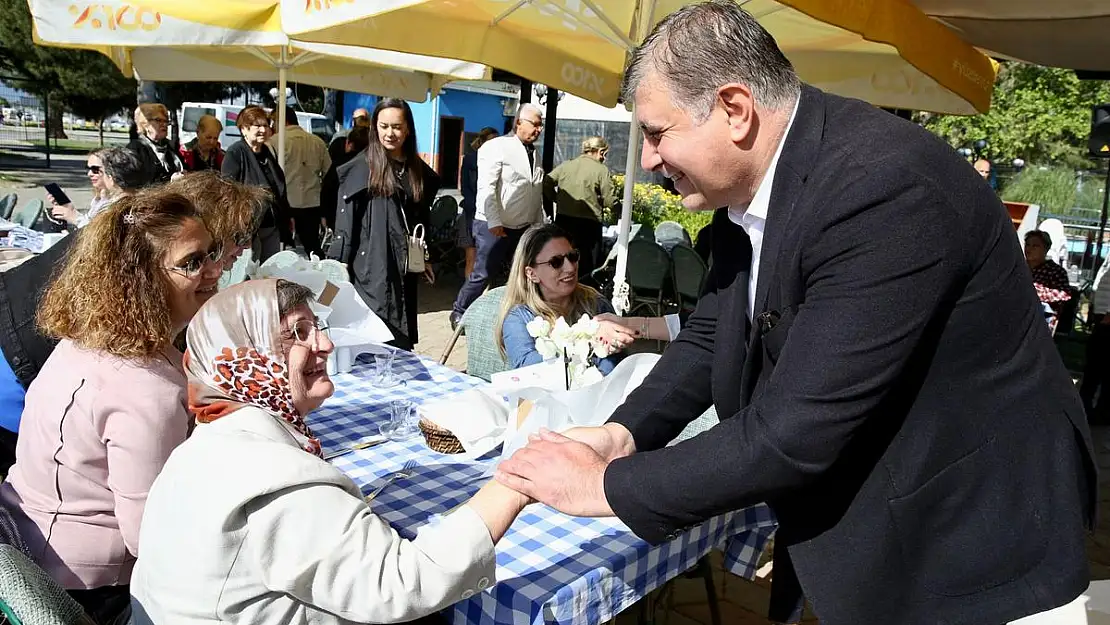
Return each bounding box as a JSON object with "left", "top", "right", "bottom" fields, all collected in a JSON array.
[{"left": 0, "top": 188, "right": 223, "bottom": 624}]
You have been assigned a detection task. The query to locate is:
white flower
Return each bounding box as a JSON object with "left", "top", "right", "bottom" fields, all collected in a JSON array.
[
  {"left": 535, "top": 336, "right": 560, "bottom": 360},
  {"left": 592, "top": 338, "right": 612, "bottom": 359},
  {"left": 550, "top": 317, "right": 573, "bottom": 349},
  {"left": 571, "top": 314, "right": 599, "bottom": 337},
  {"left": 569, "top": 337, "right": 592, "bottom": 362},
  {"left": 526, "top": 316, "right": 552, "bottom": 339}
]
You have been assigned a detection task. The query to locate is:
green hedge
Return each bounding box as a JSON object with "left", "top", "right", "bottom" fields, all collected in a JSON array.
[{"left": 609, "top": 174, "right": 713, "bottom": 236}]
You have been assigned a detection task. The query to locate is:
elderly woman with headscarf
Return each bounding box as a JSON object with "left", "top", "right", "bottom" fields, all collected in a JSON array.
[
  {"left": 127, "top": 103, "right": 184, "bottom": 185},
  {"left": 130, "top": 279, "right": 529, "bottom": 625}
]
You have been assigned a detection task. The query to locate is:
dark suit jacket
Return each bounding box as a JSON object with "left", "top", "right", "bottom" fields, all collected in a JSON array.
[{"left": 604, "top": 86, "right": 1097, "bottom": 625}]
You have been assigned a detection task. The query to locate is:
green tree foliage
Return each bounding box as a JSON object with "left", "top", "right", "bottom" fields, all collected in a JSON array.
[
  {"left": 921, "top": 62, "right": 1110, "bottom": 169},
  {"left": 0, "top": 0, "right": 136, "bottom": 138}
]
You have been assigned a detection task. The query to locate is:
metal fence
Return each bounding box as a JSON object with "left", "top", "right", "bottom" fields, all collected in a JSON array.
[{"left": 0, "top": 80, "right": 53, "bottom": 167}]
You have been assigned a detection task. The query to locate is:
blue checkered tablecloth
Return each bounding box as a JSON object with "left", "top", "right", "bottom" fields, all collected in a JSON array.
[{"left": 313, "top": 349, "right": 778, "bottom": 625}]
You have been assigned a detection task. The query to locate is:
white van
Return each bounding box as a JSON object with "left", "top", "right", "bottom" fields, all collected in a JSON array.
[
  {"left": 179, "top": 102, "right": 244, "bottom": 151},
  {"left": 179, "top": 103, "right": 333, "bottom": 150}
]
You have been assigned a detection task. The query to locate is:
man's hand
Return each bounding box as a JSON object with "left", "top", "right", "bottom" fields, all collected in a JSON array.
[
  {"left": 489, "top": 225, "right": 507, "bottom": 238},
  {"left": 495, "top": 429, "right": 615, "bottom": 517},
  {"left": 558, "top": 424, "right": 636, "bottom": 461}
]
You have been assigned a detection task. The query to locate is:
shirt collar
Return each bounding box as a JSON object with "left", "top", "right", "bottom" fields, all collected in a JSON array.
[{"left": 728, "top": 98, "right": 800, "bottom": 228}]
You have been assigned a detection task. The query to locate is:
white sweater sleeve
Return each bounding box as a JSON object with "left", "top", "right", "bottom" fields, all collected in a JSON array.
[{"left": 246, "top": 483, "right": 496, "bottom": 623}]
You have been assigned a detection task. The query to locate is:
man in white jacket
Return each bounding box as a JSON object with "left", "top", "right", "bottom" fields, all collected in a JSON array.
[{"left": 450, "top": 104, "right": 546, "bottom": 327}]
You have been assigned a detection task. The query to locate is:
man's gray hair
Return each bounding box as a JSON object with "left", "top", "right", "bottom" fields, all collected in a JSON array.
[
  {"left": 514, "top": 102, "right": 544, "bottom": 124},
  {"left": 622, "top": 1, "right": 801, "bottom": 122}
]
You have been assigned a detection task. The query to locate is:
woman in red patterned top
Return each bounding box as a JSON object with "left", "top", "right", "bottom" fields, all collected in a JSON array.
[{"left": 1025, "top": 229, "right": 1071, "bottom": 313}]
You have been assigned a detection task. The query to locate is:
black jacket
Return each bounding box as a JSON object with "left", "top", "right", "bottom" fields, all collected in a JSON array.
[
  {"left": 460, "top": 151, "right": 479, "bottom": 220},
  {"left": 603, "top": 86, "right": 1096, "bottom": 625},
  {"left": 222, "top": 140, "right": 293, "bottom": 245},
  {"left": 0, "top": 236, "right": 73, "bottom": 388},
  {"left": 328, "top": 152, "right": 440, "bottom": 347},
  {"left": 127, "top": 137, "right": 183, "bottom": 185}
]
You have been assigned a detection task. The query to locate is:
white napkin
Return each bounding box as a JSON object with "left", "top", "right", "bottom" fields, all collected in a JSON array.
[
  {"left": 418, "top": 387, "right": 511, "bottom": 459},
  {"left": 496, "top": 353, "right": 661, "bottom": 466}
]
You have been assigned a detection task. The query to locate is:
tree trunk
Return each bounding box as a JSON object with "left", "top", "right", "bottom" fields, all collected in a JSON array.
[
  {"left": 97, "top": 116, "right": 105, "bottom": 147},
  {"left": 47, "top": 98, "right": 67, "bottom": 140}
]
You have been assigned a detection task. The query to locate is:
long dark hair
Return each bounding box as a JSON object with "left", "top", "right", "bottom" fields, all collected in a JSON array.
[{"left": 367, "top": 98, "right": 424, "bottom": 203}]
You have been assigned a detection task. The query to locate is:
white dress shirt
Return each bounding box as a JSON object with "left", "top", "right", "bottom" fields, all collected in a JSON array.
[
  {"left": 728, "top": 100, "right": 800, "bottom": 319},
  {"left": 275, "top": 125, "right": 331, "bottom": 210},
  {"left": 475, "top": 135, "right": 545, "bottom": 230}
]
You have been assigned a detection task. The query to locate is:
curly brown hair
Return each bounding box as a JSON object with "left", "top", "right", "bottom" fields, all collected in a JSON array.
[
  {"left": 166, "top": 170, "right": 267, "bottom": 246},
  {"left": 37, "top": 189, "right": 207, "bottom": 360}
]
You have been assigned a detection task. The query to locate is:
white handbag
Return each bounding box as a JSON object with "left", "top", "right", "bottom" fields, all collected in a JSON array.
[{"left": 400, "top": 209, "right": 426, "bottom": 274}]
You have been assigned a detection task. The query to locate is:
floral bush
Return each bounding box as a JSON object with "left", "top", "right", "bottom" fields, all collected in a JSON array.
[{"left": 609, "top": 174, "right": 713, "bottom": 236}]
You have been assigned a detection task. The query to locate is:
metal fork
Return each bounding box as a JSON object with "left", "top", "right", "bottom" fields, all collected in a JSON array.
[{"left": 365, "top": 460, "right": 417, "bottom": 501}]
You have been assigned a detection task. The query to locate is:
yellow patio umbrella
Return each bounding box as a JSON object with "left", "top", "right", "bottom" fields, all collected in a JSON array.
[
  {"left": 27, "top": 0, "right": 490, "bottom": 169},
  {"left": 284, "top": 0, "right": 995, "bottom": 115},
  {"left": 285, "top": 0, "right": 998, "bottom": 312}
]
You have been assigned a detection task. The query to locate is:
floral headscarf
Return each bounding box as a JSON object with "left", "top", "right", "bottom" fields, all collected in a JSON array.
[{"left": 184, "top": 279, "right": 322, "bottom": 457}]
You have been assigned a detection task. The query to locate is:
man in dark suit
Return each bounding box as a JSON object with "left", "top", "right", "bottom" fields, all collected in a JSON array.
[{"left": 495, "top": 3, "right": 1097, "bottom": 624}]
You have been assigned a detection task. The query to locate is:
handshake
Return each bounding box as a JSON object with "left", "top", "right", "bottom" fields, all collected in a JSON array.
[{"left": 493, "top": 422, "right": 637, "bottom": 517}]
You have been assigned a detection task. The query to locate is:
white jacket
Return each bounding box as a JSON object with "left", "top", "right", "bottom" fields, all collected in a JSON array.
[
  {"left": 475, "top": 135, "right": 545, "bottom": 229},
  {"left": 130, "top": 407, "right": 496, "bottom": 624}
]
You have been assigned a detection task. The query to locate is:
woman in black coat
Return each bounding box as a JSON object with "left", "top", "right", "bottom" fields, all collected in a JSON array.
[
  {"left": 328, "top": 99, "right": 439, "bottom": 350},
  {"left": 221, "top": 105, "right": 294, "bottom": 262}
]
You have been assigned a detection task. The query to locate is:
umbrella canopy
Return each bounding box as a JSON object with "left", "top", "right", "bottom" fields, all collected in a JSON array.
[
  {"left": 284, "top": 0, "right": 995, "bottom": 115},
  {"left": 28, "top": 0, "right": 489, "bottom": 167},
  {"left": 915, "top": 0, "right": 1110, "bottom": 72}
]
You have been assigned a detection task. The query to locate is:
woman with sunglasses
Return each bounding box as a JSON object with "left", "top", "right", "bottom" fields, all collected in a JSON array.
[
  {"left": 496, "top": 224, "right": 636, "bottom": 374},
  {"left": 0, "top": 189, "right": 223, "bottom": 625},
  {"left": 47, "top": 147, "right": 151, "bottom": 229}
]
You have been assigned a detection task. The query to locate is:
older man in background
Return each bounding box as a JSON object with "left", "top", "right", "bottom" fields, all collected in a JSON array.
[
  {"left": 544, "top": 135, "right": 617, "bottom": 282},
  {"left": 328, "top": 107, "right": 371, "bottom": 167},
  {"left": 450, "top": 103, "right": 546, "bottom": 328},
  {"left": 276, "top": 106, "right": 331, "bottom": 258}
]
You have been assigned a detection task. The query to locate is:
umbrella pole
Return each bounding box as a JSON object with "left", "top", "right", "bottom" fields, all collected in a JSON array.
[
  {"left": 612, "top": 108, "right": 640, "bottom": 315},
  {"left": 277, "top": 47, "right": 288, "bottom": 173}
]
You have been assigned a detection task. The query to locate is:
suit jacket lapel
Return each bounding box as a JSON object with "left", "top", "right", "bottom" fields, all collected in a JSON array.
[{"left": 752, "top": 85, "right": 827, "bottom": 318}]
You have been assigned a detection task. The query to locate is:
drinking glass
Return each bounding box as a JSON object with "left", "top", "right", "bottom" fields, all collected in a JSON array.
[
  {"left": 372, "top": 348, "right": 399, "bottom": 388},
  {"left": 380, "top": 399, "right": 419, "bottom": 441}
]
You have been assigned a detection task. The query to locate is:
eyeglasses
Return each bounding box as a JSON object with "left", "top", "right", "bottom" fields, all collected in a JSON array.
[
  {"left": 534, "top": 250, "right": 580, "bottom": 270},
  {"left": 147, "top": 117, "right": 168, "bottom": 124},
  {"left": 520, "top": 118, "right": 544, "bottom": 129},
  {"left": 86, "top": 165, "right": 102, "bottom": 174},
  {"left": 166, "top": 243, "right": 224, "bottom": 278},
  {"left": 287, "top": 318, "right": 329, "bottom": 346}
]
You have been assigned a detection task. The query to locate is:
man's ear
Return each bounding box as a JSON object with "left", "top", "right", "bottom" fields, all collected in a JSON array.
[{"left": 717, "top": 83, "right": 757, "bottom": 146}]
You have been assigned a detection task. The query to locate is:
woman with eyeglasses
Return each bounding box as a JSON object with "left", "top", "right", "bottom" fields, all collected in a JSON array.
[
  {"left": 222, "top": 105, "right": 294, "bottom": 263},
  {"left": 496, "top": 224, "right": 636, "bottom": 374},
  {"left": 128, "top": 103, "right": 184, "bottom": 185},
  {"left": 129, "top": 279, "right": 529, "bottom": 625},
  {"left": 0, "top": 189, "right": 223, "bottom": 625},
  {"left": 48, "top": 147, "right": 152, "bottom": 229}
]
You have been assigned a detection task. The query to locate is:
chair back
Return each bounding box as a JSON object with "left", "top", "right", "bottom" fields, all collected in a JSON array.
[
  {"left": 671, "top": 242, "right": 707, "bottom": 311},
  {"left": 654, "top": 220, "right": 690, "bottom": 250},
  {"left": 0, "top": 544, "right": 89, "bottom": 625},
  {"left": 11, "top": 200, "right": 42, "bottom": 229},
  {"left": 632, "top": 223, "right": 654, "bottom": 242},
  {"left": 461, "top": 286, "right": 510, "bottom": 382},
  {"left": 626, "top": 238, "right": 671, "bottom": 293},
  {"left": 429, "top": 196, "right": 459, "bottom": 235},
  {"left": 0, "top": 194, "right": 17, "bottom": 221}
]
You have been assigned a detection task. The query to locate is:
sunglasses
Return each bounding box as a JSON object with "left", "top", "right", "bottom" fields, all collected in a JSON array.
[
  {"left": 86, "top": 165, "right": 102, "bottom": 174},
  {"left": 166, "top": 242, "right": 224, "bottom": 278},
  {"left": 534, "top": 250, "right": 580, "bottom": 270}
]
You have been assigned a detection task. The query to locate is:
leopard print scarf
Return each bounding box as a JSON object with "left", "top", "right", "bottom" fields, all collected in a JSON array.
[{"left": 184, "top": 280, "right": 323, "bottom": 458}]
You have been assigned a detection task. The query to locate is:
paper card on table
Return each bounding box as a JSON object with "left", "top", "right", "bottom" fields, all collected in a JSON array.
[{"left": 418, "top": 387, "right": 510, "bottom": 459}]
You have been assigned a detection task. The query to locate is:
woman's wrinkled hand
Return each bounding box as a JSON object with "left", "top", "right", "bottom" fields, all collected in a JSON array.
[{"left": 595, "top": 319, "right": 636, "bottom": 353}]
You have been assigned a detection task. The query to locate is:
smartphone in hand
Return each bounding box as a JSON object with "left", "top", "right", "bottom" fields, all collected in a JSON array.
[{"left": 43, "top": 183, "right": 71, "bottom": 206}]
